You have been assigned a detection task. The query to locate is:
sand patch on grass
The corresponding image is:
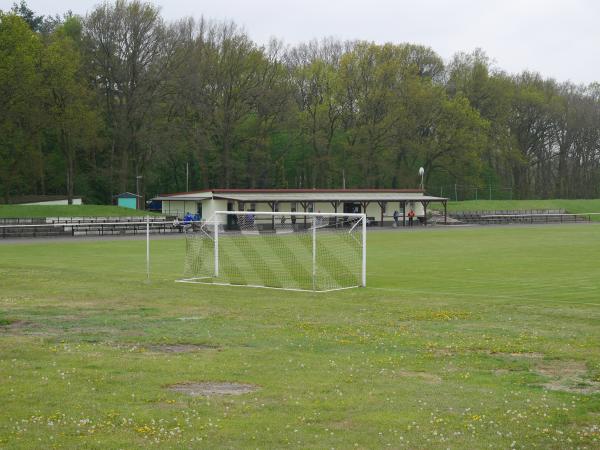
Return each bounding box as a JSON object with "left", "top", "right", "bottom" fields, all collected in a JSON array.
[
  {"left": 535, "top": 360, "right": 587, "bottom": 378},
  {"left": 0, "top": 319, "right": 26, "bottom": 329},
  {"left": 146, "top": 344, "right": 219, "bottom": 353},
  {"left": 533, "top": 360, "right": 600, "bottom": 394},
  {"left": 395, "top": 370, "right": 442, "bottom": 384},
  {"left": 489, "top": 354, "right": 600, "bottom": 393},
  {"left": 329, "top": 419, "right": 356, "bottom": 430},
  {"left": 542, "top": 379, "right": 600, "bottom": 394},
  {"left": 0, "top": 319, "right": 38, "bottom": 334},
  {"left": 488, "top": 351, "right": 544, "bottom": 359},
  {"left": 428, "top": 348, "right": 455, "bottom": 357},
  {"left": 167, "top": 382, "right": 258, "bottom": 396},
  {"left": 508, "top": 352, "right": 544, "bottom": 359}
]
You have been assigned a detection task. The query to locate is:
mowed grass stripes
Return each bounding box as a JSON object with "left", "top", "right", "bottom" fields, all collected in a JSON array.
[
  {"left": 184, "top": 229, "right": 363, "bottom": 291},
  {"left": 1, "top": 225, "right": 599, "bottom": 448}
]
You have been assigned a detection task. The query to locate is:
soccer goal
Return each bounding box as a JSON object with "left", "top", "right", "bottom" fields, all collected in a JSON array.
[{"left": 178, "top": 211, "right": 366, "bottom": 292}]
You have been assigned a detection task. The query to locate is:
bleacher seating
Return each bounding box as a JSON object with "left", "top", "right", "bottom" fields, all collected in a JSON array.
[
  {"left": 449, "top": 209, "right": 591, "bottom": 225},
  {"left": 1, "top": 216, "right": 179, "bottom": 239}
]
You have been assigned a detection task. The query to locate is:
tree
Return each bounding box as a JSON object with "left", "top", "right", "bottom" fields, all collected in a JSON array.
[
  {"left": 288, "top": 39, "right": 346, "bottom": 187},
  {"left": 10, "top": 1, "right": 43, "bottom": 31},
  {"left": 43, "top": 17, "right": 100, "bottom": 203},
  {"left": 0, "top": 13, "right": 44, "bottom": 202},
  {"left": 85, "top": 0, "right": 181, "bottom": 198},
  {"left": 446, "top": 50, "right": 517, "bottom": 194}
]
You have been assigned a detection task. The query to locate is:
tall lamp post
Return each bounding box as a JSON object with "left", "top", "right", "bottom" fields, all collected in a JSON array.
[{"left": 418, "top": 167, "right": 425, "bottom": 191}]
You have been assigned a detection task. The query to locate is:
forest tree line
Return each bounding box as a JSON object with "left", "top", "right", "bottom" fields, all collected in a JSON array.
[{"left": 1, "top": 0, "right": 600, "bottom": 204}]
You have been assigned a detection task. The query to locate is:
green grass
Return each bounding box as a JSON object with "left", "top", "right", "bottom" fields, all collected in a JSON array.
[
  {"left": 437, "top": 199, "right": 600, "bottom": 214},
  {"left": 1, "top": 225, "right": 600, "bottom": 448},
  {"left": 0, "top": 204, "right": 157, "bottom": 218}
]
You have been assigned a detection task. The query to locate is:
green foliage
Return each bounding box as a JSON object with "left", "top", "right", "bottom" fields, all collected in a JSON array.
[
  {"left": 0, "top": 13, "right": 44, "bottom": 202},
  {"left": 9, "top": 0, "right": 43, "bottom": 31},
  {"left": 42, "top": 17, "right": 100, "bottom": 203},
  {"left": 0, "top": 204, "right": 157, "bottom": 217},
  {"left": 2, "top": 2, "right": 600, "bottom": 204}
]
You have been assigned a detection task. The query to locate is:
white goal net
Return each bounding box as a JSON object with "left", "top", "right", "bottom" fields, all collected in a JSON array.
[{"left": 179, "top": 211, "right": 366, "bottom": 292}]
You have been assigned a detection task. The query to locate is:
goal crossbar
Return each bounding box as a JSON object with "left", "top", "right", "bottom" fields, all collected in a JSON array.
[{"left": 211, "top": 211, "right": 366, "bottom": 218}]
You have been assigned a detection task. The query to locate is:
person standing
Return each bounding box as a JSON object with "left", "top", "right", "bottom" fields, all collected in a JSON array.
[
  {"left": 393, "top": 210, "right": 399, "bottom": 227},
  {"left": 408, "top": 209, "right": 415, "bottom": 227}
]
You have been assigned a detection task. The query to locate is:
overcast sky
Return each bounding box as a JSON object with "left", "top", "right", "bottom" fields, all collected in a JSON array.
[{"left": 14, "top": 0, "right": 600, "bottom": 84}]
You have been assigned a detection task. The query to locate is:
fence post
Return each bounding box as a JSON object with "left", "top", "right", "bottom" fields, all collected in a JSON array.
[
  {"left": 362, "top": 215, "right": 367, "bottom": 287},
  {"left": 214, "top": 220, "right": 219, "bottom": 277},
  {"left": 146, "top": 216, "right": 150, "bottom": 281},
  {"left": 312, "top": 218, "right": 317, "bottom": 291}
]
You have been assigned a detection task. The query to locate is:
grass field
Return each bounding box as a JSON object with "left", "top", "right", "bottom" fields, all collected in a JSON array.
[
  {"left": 435, "top": 199, "right": 600, "bottom": 220},
  {"left": 0, "top": 205, "right": 156, "bottom": 218},
  {"left": 1, "top": 225, "right": 599, "bottom": 448}
]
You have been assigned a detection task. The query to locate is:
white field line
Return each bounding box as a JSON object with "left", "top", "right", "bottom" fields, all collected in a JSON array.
[{"left": 175, "top": 278, "right": 360, "bottom": 293}]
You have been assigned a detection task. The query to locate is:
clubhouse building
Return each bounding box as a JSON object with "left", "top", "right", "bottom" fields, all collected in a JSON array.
[{"left": 153, "top": 189, "right": 448, "bottom": 226}]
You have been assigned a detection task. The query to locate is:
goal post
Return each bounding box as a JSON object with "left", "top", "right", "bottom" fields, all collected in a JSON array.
[{"left": 179, "top": 211, "right": 367, "bottom": 292}]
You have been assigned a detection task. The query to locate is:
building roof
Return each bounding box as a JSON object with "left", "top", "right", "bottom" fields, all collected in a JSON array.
[
  {"left": 153, "top": 189, "right": 447, "bottom": 203},
  {"left": 114, "top": 192, "right": 140, "bottom": 199}
]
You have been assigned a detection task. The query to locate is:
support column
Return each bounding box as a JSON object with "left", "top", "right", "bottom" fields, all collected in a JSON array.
[
  {"left": 400, "top": 201, "right": 406, "bottom": 227},
  {"left": 443, "top": 200, "right": 447, "bottom": 224},
  {"left": 359, "top": 201, "right": 370, "bottom": 221},
  {"left": 330, "top": 200, "right": 340, "bottom": 227},
  {"left": 377, "top": 201, "right": 387, "bottom": 227},
  {"left": 268, "top": 201, "right": 277, "bottom": 229},
  {"left": 420, "top": 200, "right": 430, "bottom": 226},
  {"left": 300, "top": 201, "right": 309, "bottom": 228}
]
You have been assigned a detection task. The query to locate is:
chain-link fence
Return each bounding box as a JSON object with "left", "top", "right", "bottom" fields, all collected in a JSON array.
[{"left": 427, "top": 184, "right": 514, "bottom": 201}]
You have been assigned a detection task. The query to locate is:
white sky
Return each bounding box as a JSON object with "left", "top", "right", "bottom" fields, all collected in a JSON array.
[{"left": 13, "top": 0, "right": 600, "bottom": 84}]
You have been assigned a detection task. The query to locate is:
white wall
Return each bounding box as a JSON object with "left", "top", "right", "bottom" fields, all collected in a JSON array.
[
  {"left": 162, "top": 200, "right": 201, "bottom": 218},
  {"left": 22, "top": 198, "right": 83, "bottom": 205},
  {"left": 201, "top": 199, "right": 227, "bottom": 222}
]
